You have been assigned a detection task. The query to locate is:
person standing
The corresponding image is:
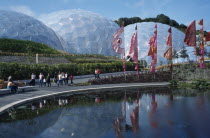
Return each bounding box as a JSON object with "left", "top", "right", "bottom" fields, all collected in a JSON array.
[
  {"left": 61, "top": 72, "right": 65, "bottom": 85},
  {"left": 70, "top": 74, "right": 74, "bottom": 84},
  {"left": 53, "top": 72, "right": 58, "bottom": 84},
  {"left": 39, "top": 73, "right": 44, "bottom": 87},
  {"left": 57, "top": 73, "right": 62, "bottom": 87},
  {"left": 46, "top": 73, "right": 51, "bottom": 87},
  {"left": 30, "top": 73, "right": 36, "bottom": 86},
  {"left": 65, "top": 72, "right": 69, "bottom": 84},
  {"left": 94, "top": 69, "right": 97, "bottom": 79},
  {"left": 97, "top": 68, "right": 101, "bottom": 79}
]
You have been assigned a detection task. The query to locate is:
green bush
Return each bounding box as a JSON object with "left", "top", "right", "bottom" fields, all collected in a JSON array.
[{"left": 0, "top": 62, "right": 136, "bottom": 80}]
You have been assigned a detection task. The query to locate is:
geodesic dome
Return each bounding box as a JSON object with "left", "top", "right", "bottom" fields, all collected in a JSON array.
[
  {"left": 0, "top": 10, "right": 66, "bottom": 51},
  {"left": 39, "top": 9, "right": 119, "bottom": 56},
  {"left": 124, "top": 22, "right": 187, "bottom": 66}
]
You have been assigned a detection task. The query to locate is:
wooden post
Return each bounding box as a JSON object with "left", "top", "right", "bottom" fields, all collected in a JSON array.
[{"left": 36, "top": 53, "right": 38, "bottom": 64}]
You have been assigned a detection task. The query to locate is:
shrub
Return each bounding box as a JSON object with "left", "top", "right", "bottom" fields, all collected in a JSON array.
[{"left": 0, "top": 62, "right": 136, "bottom": 80}]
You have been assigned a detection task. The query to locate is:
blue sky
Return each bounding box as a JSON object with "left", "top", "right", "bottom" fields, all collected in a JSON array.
[{"left": 0, "top": 0, "right": 210, "bottom": 30}]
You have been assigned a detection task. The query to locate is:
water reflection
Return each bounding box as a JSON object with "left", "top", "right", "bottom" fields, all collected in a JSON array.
[
  {"left": 130, "top": 92, "right": 139, "bottom": 133},
  {"left": 0, "top": 87, "right": 210, "bottom": 137}
]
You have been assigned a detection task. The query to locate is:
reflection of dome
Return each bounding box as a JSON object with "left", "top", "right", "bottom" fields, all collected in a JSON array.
[
  {"left": 40, "top": 9, "right": 119, "bottom": 56},
  {"left": 0, "top": 10, "right": 66, "bottom": 51},
  {"left": 124, "top": 22, "right": 187, "bottom": 65}
]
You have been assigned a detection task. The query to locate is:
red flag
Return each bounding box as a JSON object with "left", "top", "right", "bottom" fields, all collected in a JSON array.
[
  {"left": 112, "top": 23, "right": 125, "bottom": 54},
  {"left": 198, "top": 19, "right": 203, "bottom": 26},
  {"left": 168, "top": 27, "right": 171, "bottom": 33},
  {"left": 128, "top": 32, "right": 138, "bottom": 63},
  {"left": 164, "top": 47, "right": 172, "bottom": 60},
  {"left": 184, "top": 20, "right": 196, "bottom": 46},
  {"left": 206, "top": 32, "right": 210, "bottom": 41},
  {"left": 166, "top": 33, "right": 172, "bottom": 46}
]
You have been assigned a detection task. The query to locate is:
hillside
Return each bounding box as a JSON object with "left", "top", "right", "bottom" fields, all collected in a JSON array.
[
  {"left": 0, "top": 38, "right": 121, "bottom": 64},
  {"left": 0, "top": 38, "right": 61, "bottom": 54}
]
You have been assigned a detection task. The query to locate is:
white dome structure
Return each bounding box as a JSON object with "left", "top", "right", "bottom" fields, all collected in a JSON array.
[
  {"left": 39, "top": 9, "right": 119, "bottom": 56},
  {"left": 0, "top": 10, "right": 66, "bottom": 51},
  {"left": 124, "top": 22, "right": 187, "bottom": 66}
]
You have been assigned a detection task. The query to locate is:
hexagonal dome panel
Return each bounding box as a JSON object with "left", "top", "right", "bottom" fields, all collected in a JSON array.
[
  {"left": 124, "top": 22, "right": 188, "bottom": 65},
  {"left": 39, "top": 9, "right": 119, "bottom": 56}
]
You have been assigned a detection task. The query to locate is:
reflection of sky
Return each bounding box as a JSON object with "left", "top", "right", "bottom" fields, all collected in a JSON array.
[{"left": 1, "top": 90, "right": 210, "bottom": 137}]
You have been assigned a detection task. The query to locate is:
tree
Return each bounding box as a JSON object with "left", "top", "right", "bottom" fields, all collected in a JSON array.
[
  {"left": 172, "top": 49, "right": 179, "bottom": 63},
  {"left": 156, "top": 14, "right": 170, "bottom": 24},
  {"left": 180, "top": 47, "right": 189, "bottom": 62},
  {"left": 169, "top": 19, "right": 179, "bottom": 27}
]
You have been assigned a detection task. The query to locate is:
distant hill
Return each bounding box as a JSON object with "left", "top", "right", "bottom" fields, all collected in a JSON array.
[
  {"left": 114, "top": 14, "right": 187, "bottom": 32},
  {"left": 0, "top": 38, "right": 61, "bottom": 54}
]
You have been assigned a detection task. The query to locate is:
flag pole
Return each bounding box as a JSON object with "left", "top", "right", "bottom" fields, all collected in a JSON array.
[
  {"left": 136, "top": 24, "right": 139, "bottom": 78},
  {"left": 122, "top": 22, "right": 126, "bottom": 81},
  {"left": 112, "top": 21, "right": 126, "bottom": 80},
  {"left": 171, "top": 27, "right": 173, "bottom": 79}
]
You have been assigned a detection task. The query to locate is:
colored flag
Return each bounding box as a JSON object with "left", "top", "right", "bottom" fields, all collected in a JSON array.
[
  {"left": 112, "top": 23, "right": 125, "bottom": 54},
  {"left": 198, "top": 19, "right": 203, "bottom": 26},
  {"left": 166, "top": 33, "right": 172, "bottom": 46},
  {"left": 148, "top": 46, "right": 157, "bottom": 56},
  {"left": 206, "top": 32, "right": 210, "bottom": 41},
  {"left": 184, "top": 20, "right": 196, "bottom": 46},
  {"left": 168, "top": 27, "right": 172, "bottom": 33},
  {"left": 154, "top": 24, "right": 157, "bottom": 28},
  {"left": 128, "top": 32, "right": 138, "bottom": 63},
  {"left": 164, "top": 47, "right": 172, "bottom": 60},
  {"left": 200, "top": 55, "right": 204, "bottom": 61},
  {"left": 200, "top": 62, "right": 204, "bottom": 68}
]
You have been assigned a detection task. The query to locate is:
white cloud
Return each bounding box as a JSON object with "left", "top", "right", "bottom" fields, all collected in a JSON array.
[{"left": 9, "top": 5, "right": 36, "bottom": 17}]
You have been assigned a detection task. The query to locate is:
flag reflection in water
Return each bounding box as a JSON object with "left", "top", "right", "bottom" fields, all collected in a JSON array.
[
  {"left": 130, "top": 92, "right": 140, "bottom": 133},
  {"left": 149, "top": 94, "right": 158, "bottom": 128},
  {"left": 113, "top": 92, "right": 141, "bottom": 137}
]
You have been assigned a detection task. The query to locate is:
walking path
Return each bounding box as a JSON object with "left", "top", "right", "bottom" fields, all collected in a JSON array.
[{"left": 0, "top": 71, "right": 169, "bottom": 114}]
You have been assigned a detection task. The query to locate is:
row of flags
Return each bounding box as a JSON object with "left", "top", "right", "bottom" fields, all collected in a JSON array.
[
  {"left": 184, "top": 19, "right": 210, "bottom": 68},
  {"left": 112, "top": 19, "right": 210, "bottom": 76}
]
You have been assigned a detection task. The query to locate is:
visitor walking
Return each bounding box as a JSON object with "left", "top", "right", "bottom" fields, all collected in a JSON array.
[
  {"left": 61, "top": 72, "right": 65, "bottom": 85},
  {"left": 39, "top": 73, "right": 44, "bottom": 87},
  {"left": 97, "top": 68, "right": 101, "bottom": 79},
  {"left": 57, "top": 72, "right": 62, "bottom": 87},
  {"left": 43, "top": 77, "right": 46, "bottom": 87},
  {"left": 53, "top": 72, "right": 58, "bottom": 84},
  {"left": 46, "top": 73, "right": 51, "bottom": 87},
  {"left": 70, "top": 74, "right": 74, "bottom": 84},
  {"left": 29, "top": 73, "right": 36, "bottom": 86},
  {"left": 65, "top": 72, "right": 69, "bottom": 84},
  {"left": 94, "top": 69, "right": 97, "bottom": 79}
]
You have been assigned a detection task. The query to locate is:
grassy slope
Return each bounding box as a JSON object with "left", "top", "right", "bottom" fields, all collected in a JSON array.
[{"left": 0, "top": 38, "right": 60, "bottom": 54}]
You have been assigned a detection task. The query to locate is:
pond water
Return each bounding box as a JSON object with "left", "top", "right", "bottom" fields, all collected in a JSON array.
[{"left": 0, "top": 87, "right": 210, "bottom": 138}]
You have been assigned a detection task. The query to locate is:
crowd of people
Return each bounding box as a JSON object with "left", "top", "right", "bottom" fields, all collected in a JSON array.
[
  {"left": 29, "top": 72, "right": 74, "bottom": 87},
  {"left": 7, "top": 68, "right": 101, "bottom": 93}
]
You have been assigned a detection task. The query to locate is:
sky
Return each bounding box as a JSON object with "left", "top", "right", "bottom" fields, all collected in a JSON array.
[{"left": 0, "top": 0, "right": 210, "bottom": 30}]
